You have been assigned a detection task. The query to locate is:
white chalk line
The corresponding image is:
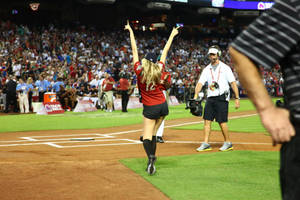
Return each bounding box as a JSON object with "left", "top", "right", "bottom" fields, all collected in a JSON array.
[
  {"left": 0, "top": 134, "right": 114, "bottom": 143},
  {"left": 0, "top": 113, "right": 263, "bottom": 148},
  {"left": 0, "top": 139, "right": 140, "bottom": 147},
  {"left": 106, "top": 113, "right": 258, "bottom": 136},
  {"left": 166, "top": 141, "right": 271, "bottom": 145},
  {"left": 45, "top": 142, "right": 63, "bottom": 148}
]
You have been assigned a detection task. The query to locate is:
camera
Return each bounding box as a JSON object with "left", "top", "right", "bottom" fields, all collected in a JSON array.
[{"left": 212, "top": 82, "right": 219, "bottom": 89}]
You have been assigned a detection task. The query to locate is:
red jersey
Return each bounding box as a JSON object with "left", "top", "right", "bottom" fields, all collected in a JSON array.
[
  {"left": 159, "top": 71, "right": 171, "bottom": 91},
  {"left": 119, "top": 78, "right": 129, "bottom": 91},
  {"left": 102, "top": 77, "right": 115, "bottom": 91},
  {"left": 134, "top": 61, "right": 165, "bottom": 106}
]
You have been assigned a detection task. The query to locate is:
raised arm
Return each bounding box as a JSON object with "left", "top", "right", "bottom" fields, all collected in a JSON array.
[
  {"left": 160, "top": 27, "right": 179, "bottom": 64},
  {"left": 124, "top": 20, "right": 139, "bottom": 64}
]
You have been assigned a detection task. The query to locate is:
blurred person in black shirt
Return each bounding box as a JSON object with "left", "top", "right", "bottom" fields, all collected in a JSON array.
[
  {"left": 77, "top": 85, "right": 89, "bottom": 97},
  {"left": 4, "top": 75, "right": 18, "bottom": 113},
  {"left": 0, "top": 81, "right": 6, "bottom": 111},
  {"left": 57, "top": 85, "right": 77, "bottom": 110},
  {"left": 89, "top": 86, "right": 98, "bottom": 97}
]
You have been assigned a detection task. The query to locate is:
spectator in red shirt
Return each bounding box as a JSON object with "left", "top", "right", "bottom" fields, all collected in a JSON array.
[
  {"left": 125, "top": 20, "right": 179, "bottom": 175},
  {"left": 101, "top": 72, "right": 115, "bottom": 112},
  {"left": 118, "top": 72, "right": 130, "bottom": 112}
]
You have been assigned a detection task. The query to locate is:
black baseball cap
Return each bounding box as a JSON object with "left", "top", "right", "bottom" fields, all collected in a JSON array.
[{"left": 145, "top": 52, "right": 157, "bottom": 63}]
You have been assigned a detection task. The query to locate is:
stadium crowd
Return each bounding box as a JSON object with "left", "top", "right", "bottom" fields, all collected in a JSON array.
[{"left": 0, "top": 20, "right": 283, "bottom": 113}]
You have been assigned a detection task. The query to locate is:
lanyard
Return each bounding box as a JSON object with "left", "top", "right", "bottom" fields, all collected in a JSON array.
[{"left": 210, "top": 66, "right": 221, "bottom": 82}]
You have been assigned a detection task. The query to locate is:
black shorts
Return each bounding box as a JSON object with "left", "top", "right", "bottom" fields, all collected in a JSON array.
[
  {"left": 143, "top": 101, "right": 169, "bottom": 119},
  {"left": 280, "top": 122, "right": 300, "bottom": 200},
  {"left": 203, "top": 94, "right": 228, "bottom": 123}
]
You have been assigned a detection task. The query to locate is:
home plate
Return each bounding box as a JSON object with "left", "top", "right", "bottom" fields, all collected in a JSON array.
[{"left": 70, "top": 138, "right": 95, "bottom": 141}]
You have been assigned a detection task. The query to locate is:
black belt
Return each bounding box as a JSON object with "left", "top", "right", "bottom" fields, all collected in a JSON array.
[{"left": 208, "top": 94, "right": 225, "bottom": 99}]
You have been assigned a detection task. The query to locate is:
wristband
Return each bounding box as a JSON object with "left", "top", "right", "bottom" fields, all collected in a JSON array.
[{"left": 235, "top": 97, "right": 240, "bottom": 100}]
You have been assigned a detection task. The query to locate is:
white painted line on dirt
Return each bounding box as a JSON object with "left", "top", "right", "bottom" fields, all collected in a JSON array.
[
  {"left": 45, "top": 142, "right": 63, "bottom": 148},
  {"left": 30, "top": 133, "right": 103, "bottom": 138},
  {"left": 0, "top": 142, "right": 61, "bottom": 147},
  {"left": 62, "top": 142, "right": 139, "bottom": 148},
  {"left": 53, "top": 138, "right": 129, "bottom": 144},
  {"left": 164, "top": 113, "right": 257, "bottom": 128},
  {"left": 31, "top": 136, "right": 105, "bottom": 142},
  {"left": 0, "top": 136, "right": 114, "bottom": 143},
  {"left": 0, "top": 139, "right": 271, "bottom": 148},
  {"left": 107, "top": 129, "right": 143, "bottom": 136},
  {"left": 0, "top": 138, "right": 129, "bottom": 147},
  {"left": 106, "top": 113, "right": 258, "bottom": 136},
  {"left": 165, "top": 141, "right": 272, "bottom": 145},
  {"left": 20, "top": 137, "right": 38, "bottom": 141},
  {"left": 0, "top": 139, "right": 34, "bottom": 143},
  {"left": 124, "top": 139, "right": 142, "bottom": 144},
  {"left": 0, "top": 113, "right": 259, "bottom": 148},
  {"left": 0, "top": 144, "right": 21, "bottom": 147},
  {"left": 95, "top": 134, "right": 114, "bottom": 138}
]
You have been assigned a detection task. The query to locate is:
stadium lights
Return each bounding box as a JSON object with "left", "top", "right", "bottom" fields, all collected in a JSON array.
[
  {"left": 82, "top": 0, "right": 116, "bottom": 4},
  {"left": 164, "top": 0, "right": 188, "bottom": 2},
  {"left": 147, "top": 2, "right": 171, "bottom": 10},
  {"left": 198, "top": 7, "right": 220, "bottom": 15},
  {"left": 151, "top": 23, "right": 166, "bottom": 28}
]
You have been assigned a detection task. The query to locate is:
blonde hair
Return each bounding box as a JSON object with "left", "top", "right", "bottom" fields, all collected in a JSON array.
[
  {"left": 141, "top": 58, "right": 161, "bottom": 89},
  {"left": 27, "top": 77, "right": 33, "bottom": 84}
]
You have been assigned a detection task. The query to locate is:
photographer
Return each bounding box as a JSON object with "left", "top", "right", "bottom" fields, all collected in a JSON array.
[
  {"left": 193, "top": 45, "right": 240, "bottom": 152},
  {"left": 57, "top": 85, "right": 77, "bottom": 110},
  {"left": 101, "top": 72, "right": 115, "bottom": 112}
]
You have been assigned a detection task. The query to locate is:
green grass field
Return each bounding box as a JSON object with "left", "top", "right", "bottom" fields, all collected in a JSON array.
[
  {"left": 121, "top": 151, "right": 280, "bottom": 200},
  {"left": 0, "top": 99, "right": 256, "bottom": 133},
  {"left": 1, "top": 98, "right": 282, "bottom": 200},
  {"left": 119, "top": 101, "right": 280, "bottom": 200},
  {"left": 174, "top": 115, "right": 267, "bottom": 133}
]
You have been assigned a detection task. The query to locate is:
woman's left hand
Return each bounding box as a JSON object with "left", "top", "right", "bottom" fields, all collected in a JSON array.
[
  {"left": 171, "top": 27, "right": 180, "bottom": 37},
  {"left": 124, "top": 20, "right": 132, "bottom": 32}
]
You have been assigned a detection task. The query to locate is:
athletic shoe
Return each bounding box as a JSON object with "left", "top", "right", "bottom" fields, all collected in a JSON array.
[
  {"left": 196, "top": 142, "right": 212, "bottom": 152},
  {"left": 147, "top": 155, "right": 157, "bottom": 175},
  {"left": 219, "top": 142, "right": 233, "bottom": 151},
  {"left": 156, "top": 136, "right": 164, "bottom": 143}
]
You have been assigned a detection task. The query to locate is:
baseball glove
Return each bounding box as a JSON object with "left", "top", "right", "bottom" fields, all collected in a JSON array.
[{"left": 186, "top": 99, "right": 203, "bottom": 117}]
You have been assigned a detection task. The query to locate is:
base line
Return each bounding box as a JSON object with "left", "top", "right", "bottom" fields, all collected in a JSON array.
[
  {"left": 45, "top": 142, "right": 63, "bottom": 148},
  {"left": 166, "top": 141, "right": 272, "bottom": 145}
]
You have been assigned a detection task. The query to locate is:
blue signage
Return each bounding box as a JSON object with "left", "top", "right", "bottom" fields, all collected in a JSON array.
[{"left": 223, "top": 1, "right": 275, "bottom": 10}]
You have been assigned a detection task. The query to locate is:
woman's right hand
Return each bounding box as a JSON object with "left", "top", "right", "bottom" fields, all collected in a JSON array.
[{"left": 124, "top": 20, "right": 132, "bottom": 32}]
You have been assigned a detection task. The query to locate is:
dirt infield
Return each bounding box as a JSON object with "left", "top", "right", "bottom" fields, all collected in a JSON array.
[{"left": 0, "top": 110, "right": 279, "bottom": 200}]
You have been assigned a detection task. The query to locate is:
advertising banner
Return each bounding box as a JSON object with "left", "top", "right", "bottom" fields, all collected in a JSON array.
[{"left": 37, "top": 102, "right": 65, "bottom": 115}]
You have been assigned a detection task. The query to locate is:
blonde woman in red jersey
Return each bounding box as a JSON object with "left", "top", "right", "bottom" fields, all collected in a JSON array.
[{"left": 125, "top": 21, "right": 179, "bottom": 175}]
